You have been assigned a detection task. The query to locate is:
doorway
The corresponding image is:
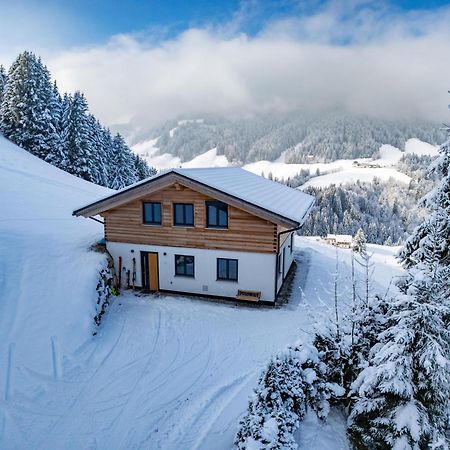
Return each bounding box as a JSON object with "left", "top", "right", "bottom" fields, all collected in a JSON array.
[{"left": 141, "top": 251, "right": 159, "bottom": 291}]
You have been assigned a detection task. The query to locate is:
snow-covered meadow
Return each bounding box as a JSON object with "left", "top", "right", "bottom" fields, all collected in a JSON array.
[{"left": 134, "top": 135, "right": 437, "bottom": 189}]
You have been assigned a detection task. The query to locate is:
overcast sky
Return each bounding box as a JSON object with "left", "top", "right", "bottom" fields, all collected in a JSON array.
[{"left": 1, "top": 0, "right": 450, "bottom": 137}]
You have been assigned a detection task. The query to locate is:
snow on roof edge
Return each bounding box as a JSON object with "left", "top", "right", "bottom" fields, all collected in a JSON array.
[{"left": 73, "top": 167, "right": 315, "bottom": 226}]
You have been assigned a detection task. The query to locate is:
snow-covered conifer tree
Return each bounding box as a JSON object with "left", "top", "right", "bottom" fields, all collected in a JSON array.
[
  {"left": 349, "top": 121, "right": 450, "bottom": 449},
  {"left": 0, "top": 65, "right": 6, "bottom": 106},
  {"left": 0, "top": 52, "right": 60, "bottom": 160},
  {"left": 61, "top": 91, "right": 93, "bottom": 181},
  {"left": 86, "top": 115, "right": 108, "bottom": 187},
  {"left": 352, "top": 228, "right": 366, "bottom": 254},
  {"left": 108, "top": 133, "right": 137, "bottom": 189},
  {"left": 134, "top": 153, "right": 156, "bottom": 181}
]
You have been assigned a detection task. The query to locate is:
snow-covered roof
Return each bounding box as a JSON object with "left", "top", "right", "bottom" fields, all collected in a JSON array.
[
  {"left": 327, "top": 234, "right": 353, "bottom": 243},
  {"left": 74, "top": 167, "right": 315, "bottom": 226}
]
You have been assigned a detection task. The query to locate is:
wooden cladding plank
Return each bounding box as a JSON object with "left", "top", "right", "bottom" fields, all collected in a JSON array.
[{"left": 104, "top": 183, "right": 278, "bottom": 253}]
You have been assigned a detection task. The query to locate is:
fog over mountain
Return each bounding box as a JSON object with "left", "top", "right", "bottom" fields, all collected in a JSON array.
[
  {"left": 142, "top": 112, "right": 445, "bottom": 164},
  {"left": 30, "top": 1, "right": 450, "bottom": 139}
]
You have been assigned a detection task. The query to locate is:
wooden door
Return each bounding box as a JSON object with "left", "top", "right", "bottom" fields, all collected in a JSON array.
[
  {"left": 141, "top": 251, "right": 159, "bottom": 291},
  {"left": 148, "top": 252, "right": 159, "bottom": 291}
]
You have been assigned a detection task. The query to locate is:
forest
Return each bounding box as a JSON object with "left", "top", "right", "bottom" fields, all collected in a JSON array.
[
  {"left": 0, "top": 52, "right": 155, "bottom": 189},
  {"left": 148, "top": 113, "right": 445, "bottom": 164}
]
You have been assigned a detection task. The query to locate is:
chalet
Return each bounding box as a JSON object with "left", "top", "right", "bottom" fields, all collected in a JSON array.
[
  {"left": 73, "top": 168, "right": 315, "bottom": 304},
  {"left": 325, "top": 234, "right": 353, "bottom": 249}
]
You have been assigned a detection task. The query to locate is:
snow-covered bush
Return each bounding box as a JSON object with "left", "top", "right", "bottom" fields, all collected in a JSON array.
[
  {"left": 235, "top": 343, "right": 344, "bottom": 449},
  {"left": 93, "top": 260, "right": 114, "bottom": 327}
]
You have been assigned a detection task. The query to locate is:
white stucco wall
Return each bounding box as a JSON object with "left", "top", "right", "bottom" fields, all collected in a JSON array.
[
  {"left": 107, "top": 241, "right": 277, "bottom": 302},
  {"left": 276, "top": 232, "right": 295, "bottom": 294}
]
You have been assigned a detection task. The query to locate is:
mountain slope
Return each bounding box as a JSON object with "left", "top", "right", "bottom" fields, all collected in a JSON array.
[
  {"left": 136, "top": 112, "right": 445, "bottom": 164},
  {"left": 0, "top": 135, "right": 111, "bottom": 381}
]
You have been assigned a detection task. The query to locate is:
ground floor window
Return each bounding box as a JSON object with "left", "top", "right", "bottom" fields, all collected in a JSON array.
[
  {"left": 217, "top": 258, "right": 238, "bottom": 281},
  {"left": 175, "top": 254, "right": 195, "bottom": 277}
]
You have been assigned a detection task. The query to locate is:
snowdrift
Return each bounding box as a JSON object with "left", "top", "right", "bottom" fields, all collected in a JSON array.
[{"left": 0, "top": 135, "right": 112, "bottom": 376}]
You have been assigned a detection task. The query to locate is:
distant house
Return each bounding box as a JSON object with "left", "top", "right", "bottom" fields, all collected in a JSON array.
[
  {"left": 325, "top": 234, "right": 353, "bottom": 249},
  {"left": 73, "top": 168, "right": 314, "bottom": 304}
]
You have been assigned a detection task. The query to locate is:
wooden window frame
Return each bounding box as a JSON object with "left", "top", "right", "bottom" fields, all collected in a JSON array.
[
  {"left": 173, "top": 203, "right": 194, "bottom": 227},
  {"left": 175, "top": 254, "right": 195, "bottom": 277},
  {"left": 206, "top": 201, "right": 228, "bottom": 229},
  {"left": 217, "top": 258, "right": 238, "bottom": 282},
  {"left": 142, "top": 201, "right": 162, "bottom": 225}
]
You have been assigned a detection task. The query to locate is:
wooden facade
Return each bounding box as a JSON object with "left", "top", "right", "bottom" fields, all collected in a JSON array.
[{"left": 103, "top": 182, "right": 279, "bottom": 253}]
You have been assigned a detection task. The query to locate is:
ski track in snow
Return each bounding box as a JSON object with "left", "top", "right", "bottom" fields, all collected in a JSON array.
[{"left": 2, "top": 238, "right": 403, "bottom": 450}]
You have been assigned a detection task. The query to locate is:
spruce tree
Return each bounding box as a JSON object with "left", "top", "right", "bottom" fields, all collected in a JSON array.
[
  {"left": 108, "top": 133, "right": 137, "bottom": 189},
  {"left": 349, "top": 122, "right": 450, "bottom": 449},
  {"left": 134, "top": 153, "right": 156, "bottom": 181},
  {"left": 62, "top": 91, "right": 93, "bottom": 181},
  {"left": 0, "top": 52, "right": 60, "bottom": 160},
  {"left": 0, "top": 65, "right": 6, "bottom": 106},
  {"left": 352, "top": 228, "right": 366, "bottom": 254},
  {"left": 86, "top": 115, "right": 108, "bottom": 187}
]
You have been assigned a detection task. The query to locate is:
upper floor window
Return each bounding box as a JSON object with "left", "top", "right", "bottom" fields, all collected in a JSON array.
[
  {"left": 143, "top": 202, "right": 162, "bottom": 225},
  {"left": 173, "top": 203, "right": 194, "bottom": 226},
  {"left": 206, "top": 201, "right": 228, "bottom": 228}
]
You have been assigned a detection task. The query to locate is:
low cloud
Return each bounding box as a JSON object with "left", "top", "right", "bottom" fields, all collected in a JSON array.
[{"left": 41, "top": 1, "right": 450, "bottom": 138}]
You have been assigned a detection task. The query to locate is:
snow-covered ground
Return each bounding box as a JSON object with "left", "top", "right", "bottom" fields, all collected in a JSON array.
[
  {"left": 133, "top": 137, "right": 437, "bottom": 188},
  {"left": 1, "top": 136, "right": 405, "bottom": 449},
  {"left": 0, "top": 136, "right": 112, "bottom": 439}
]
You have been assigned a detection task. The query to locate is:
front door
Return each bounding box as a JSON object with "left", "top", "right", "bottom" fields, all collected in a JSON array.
[{"left": 141, "top": 251, "right": 159, "bottom": 291}]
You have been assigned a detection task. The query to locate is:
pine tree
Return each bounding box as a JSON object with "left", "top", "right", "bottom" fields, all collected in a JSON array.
[
  {"left": 352, "top": 228, "right": 366, "bottom": 254},
  {"left": 62, "top": 91, "right": 93, "bottom": 181},
  {"left": 133, "top": 153, "right": 156, "bottom": 181},
  {"left": 44, "top": 80, "right": 65, "bottom": 167},
  {"left": 86, "top": 115, "right": 108, "bottom": 186},
  {"left": 349, "top": 264, "right": 450, "bottom": 449},
  {"left": 0, "top": 65, "right": 6, "bottom": 106},
  {"left": 349, "top": 120, "right": 450, "bottom": 449},
  {"left": 108, "top": 133, "right": 137, "bottom": 189},
  {"left": 0, "top": 52, "right": 60, "bottom": 160},
  {"left": 399, "top": 127, "right": 450, "bottom": 269}
]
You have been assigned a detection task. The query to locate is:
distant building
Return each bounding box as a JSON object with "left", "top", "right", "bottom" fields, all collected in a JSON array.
[{"left": 325, "top": 234, "right": 353, "bottom": 249}]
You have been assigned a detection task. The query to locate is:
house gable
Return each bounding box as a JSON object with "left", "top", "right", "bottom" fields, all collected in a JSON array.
[
  {"left": 103, "top": 181, "right": 279, "bottom": 253},
  {"left": 73, "top": 171, "right": 299, "bottom": 229}
]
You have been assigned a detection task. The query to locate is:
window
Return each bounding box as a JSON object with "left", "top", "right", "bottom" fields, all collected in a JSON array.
[
  {"left": 173, "top": 203, "right": 194, "bottom": 226},
  {"left": 175, "top": 255, "right": 195, "bottom": 277},
  {"left": 217, "top": 258, "right": 238, "bottom": 281},
  {"left": 206, "top": 201, "right": 228, "bottom": 228},
  {"left": 290, "top": 232, "right": 294, "bottom": 254},
  {"left": 143, "top": 202, "right": 162, "bottom": 225},
  {"left": 278, "top": 253, "right": 282, "bottom": 273}
]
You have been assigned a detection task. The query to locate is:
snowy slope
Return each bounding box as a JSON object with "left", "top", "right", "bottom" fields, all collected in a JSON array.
[
  {"left": 0, "top": 136, "right": 111, "bottom": 399},
  {"left": 134, "top": 137, "right": 436, "bottom": 188},
  {"left": 1, "top": 230, "right": 403, "bottom": 449}
]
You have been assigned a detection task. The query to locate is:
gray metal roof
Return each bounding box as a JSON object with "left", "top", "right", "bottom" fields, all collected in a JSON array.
[{"left": 74, "top": 167, "right": 315, "bottom": 226}]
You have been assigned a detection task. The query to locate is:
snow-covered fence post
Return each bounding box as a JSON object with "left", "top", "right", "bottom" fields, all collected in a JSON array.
[
  {"left": 51, "top": 336, "right": 61, "bottom": 379},
  {"left": 4, "top": 343, "right": 15, "bottom": 401}
]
